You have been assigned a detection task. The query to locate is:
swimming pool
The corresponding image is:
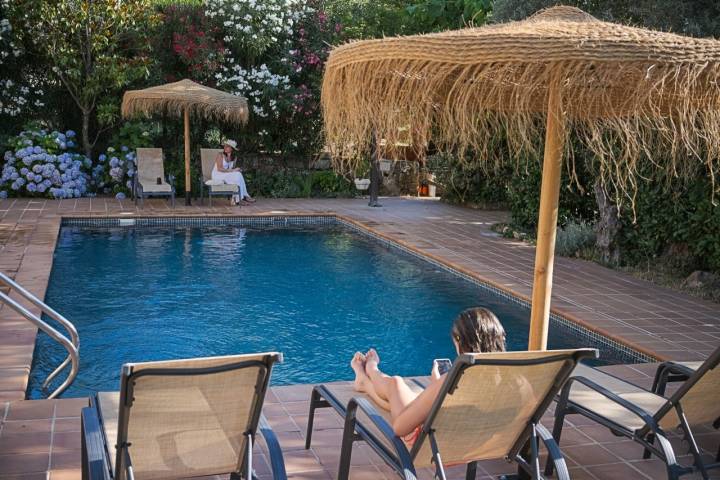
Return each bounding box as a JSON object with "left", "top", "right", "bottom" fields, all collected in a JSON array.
[{"left": 30, "top": 219, "right": 631, "bottom": 398}]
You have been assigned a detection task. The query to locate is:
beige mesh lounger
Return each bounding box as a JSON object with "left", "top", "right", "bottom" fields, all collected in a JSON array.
[
  {"left": 305, "top": 348, "right": 596, "bottom": 480},
  {"left": 134, "top": 148, "right": 175, "bottom": 207},
  {"left": 200, "top": 148, "right": 239, "bottom": 206},
  {"left": 548, "top": 346, "right": 720, "bottom": 480},
  {"left": 80, "top": 352, "right": 286, "bottom": 480}
]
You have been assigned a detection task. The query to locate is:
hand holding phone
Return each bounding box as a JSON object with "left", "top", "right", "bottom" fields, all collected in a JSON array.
[{"left": 433, "top": 358, "right": 452, "bottom": 377}]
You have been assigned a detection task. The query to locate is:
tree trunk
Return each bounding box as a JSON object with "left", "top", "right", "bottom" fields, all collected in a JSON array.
[
  {"left": 81, "top": 108, "right": 92, "bottom": 159},
  {"left": 594, "top": 180, "right": 621, "bottom": 264}
]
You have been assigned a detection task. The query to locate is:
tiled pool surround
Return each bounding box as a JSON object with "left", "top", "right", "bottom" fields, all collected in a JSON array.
[
  {"left": 1, "top": 197, "right": 718, "bottom": 480},
  {"left": 60, "top": 215, "right": 653, "bottom": 365}
]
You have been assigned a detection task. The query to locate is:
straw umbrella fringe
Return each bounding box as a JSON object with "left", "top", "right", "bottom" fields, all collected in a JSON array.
[
  {"left": 122, "top": 80, "right": 249, "bottom": 125},
  {"left": 322, "top": 7, "right": 720, "bottom": 210}
]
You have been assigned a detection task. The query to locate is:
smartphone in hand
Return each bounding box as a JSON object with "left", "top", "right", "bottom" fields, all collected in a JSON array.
[{"left": 434, "top": 358, "right": 452, "bottom": 375}]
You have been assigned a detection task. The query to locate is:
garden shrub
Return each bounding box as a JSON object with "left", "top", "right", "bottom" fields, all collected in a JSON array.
[
  {"left": 0, "top": 128, "right": 90, "bottom": 199},
  {"left": 555, "top": 219, "right": 596, "bottom": 257},
  {"left": 244, "top": 168, "right": 354, "bottom": 198},
  {"left": 507, "top": 158, "right": 597, "bottom": 231},
  {"left": 618, "top": 176, "right": 720, "bottom": 273},
  {"left": 426, "top": 152, "right": 509, "bottom": 206}
]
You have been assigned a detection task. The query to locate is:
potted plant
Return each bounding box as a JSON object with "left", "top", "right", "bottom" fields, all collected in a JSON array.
[{"left": 354, "top": 158, "right": 371, "bottom": 191}]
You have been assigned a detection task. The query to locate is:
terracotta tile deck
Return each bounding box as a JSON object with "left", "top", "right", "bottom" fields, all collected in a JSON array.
[{"left": 0, "top": 196, "right": 718, "bottom": 479}]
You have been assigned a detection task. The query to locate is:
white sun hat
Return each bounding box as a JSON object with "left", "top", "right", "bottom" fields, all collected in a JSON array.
[{"left": 222, "top": 139, "right": 238, "bottom": 150}]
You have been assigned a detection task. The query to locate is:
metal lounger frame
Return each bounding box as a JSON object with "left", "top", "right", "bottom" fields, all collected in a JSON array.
[
  {"left": 134, "top": 179, "right": 176, "bottom": 208},
  {"left": 81, "top": 355, "right": 287, "bottom": 480},
  {"left": 548, "top": 347, "right": 720, "bottom": 480},
  {"left": 306, "top": 350, "right": 595, "bottom": 480}
]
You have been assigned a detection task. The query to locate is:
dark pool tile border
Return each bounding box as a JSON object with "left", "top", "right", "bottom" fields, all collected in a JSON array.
[{"left": 59, "top": 214, "right": 654, "bottom": 364}]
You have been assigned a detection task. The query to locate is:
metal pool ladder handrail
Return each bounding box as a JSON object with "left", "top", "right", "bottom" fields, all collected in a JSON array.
[{"left": 0, "top": 271, "right": 79, "bottom": 398}]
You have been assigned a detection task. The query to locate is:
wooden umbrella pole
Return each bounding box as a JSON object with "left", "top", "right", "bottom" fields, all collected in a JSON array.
[
  {"left": 528, "top": 84, "right": 565, "bottom": 351},
  {"left": 184, "top": 107, "right": 191, "bottom": 206}
]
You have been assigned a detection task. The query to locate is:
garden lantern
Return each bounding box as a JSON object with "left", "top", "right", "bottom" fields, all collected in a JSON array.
[
  {"left": 121, "top": 79, "right": 249, "bottom": 205},
  {"left": 321, "top": 6, "right": 720, "bottom": 350}
]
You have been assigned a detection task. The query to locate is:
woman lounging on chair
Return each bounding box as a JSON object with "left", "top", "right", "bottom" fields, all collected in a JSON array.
[{"left": 351, "top": 307, "right": 507, "bottom": 441}]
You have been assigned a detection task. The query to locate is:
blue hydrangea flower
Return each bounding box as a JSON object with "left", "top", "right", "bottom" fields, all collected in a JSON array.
[
  {"left": 115, "top": 192, "right": 126, "bottom": 200},
  {"left": 36, "top": 184, "right": 46, "bottom": 193},
  {"left": 109, "top": 157, "right": 119, "bottom": 167},
  {"left": 66, "top": 140, "right": 75, "bottom": 148},
  {"left": 11, "top": 182, "right": 20, "bottom": 190},
  {"left": 27, "top": 183, "right": 37, "bottom": 192},
  {"left": 10, "top": 172, "right": 19, "bottom": 180},
  {"left": 20, "top": 167, "right": 28, "bottom": 175},
  {"left": 121, "top": 146, "right": 129, "bottom": 152},
  {"left": 66, "top": 130, "right": 76, "bottom": 138},
  {"left": 32, "top": 164, "right": 42, "bottom": 173},
  {"left": 33, "top": 146, "right": 42, "bottom": 154},
  {"left": 0, "top": 191, "right": 7, "bottom": 199}
]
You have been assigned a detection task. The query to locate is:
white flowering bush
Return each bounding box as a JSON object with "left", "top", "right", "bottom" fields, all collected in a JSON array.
[
  {"left": 0, "top": 2, "right": 45, "bottom": 118},
  {"left": 0, "top": 128, "right": 90, "bottom": 199},
  {"left": 205, "top": 0, "right": 306, "bottom": 57},
  {"left": 217, "top": 62, "right": 290, "bottom": 119}
]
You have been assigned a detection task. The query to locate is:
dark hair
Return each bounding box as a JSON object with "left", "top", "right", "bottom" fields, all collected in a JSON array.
[{"left": 451, "top": 307, "right": 506, "bottom": 354}]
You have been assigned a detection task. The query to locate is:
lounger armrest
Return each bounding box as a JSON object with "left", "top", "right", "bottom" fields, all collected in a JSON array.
[
  {"left": 565, "top": 376, "right": 663, "bottom": 434},
  {"left": 651, "top": 361, "right": 695, "bottom": 395},
  {"left": 258, "top": 414, "right": 287, "bottom": 480},
  {"left": 81, "top": 406, "right": 111, "bottom": 480},
  {"left": 346, "top": 396, "right": 415, "bottom": 473}
]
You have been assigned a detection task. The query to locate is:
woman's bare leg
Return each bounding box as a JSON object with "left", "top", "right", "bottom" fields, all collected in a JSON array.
[
  {"left": 364, "top": 349, "right": 419, "bottom": 419},
  {"left": 350, "top": 352, "right": 391, "bottom": 410}
]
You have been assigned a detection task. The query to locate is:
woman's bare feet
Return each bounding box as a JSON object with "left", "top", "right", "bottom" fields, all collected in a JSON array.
[
  {"left": 351, "top": 352, "right": 369, "bottom": 392},
  {"left": 351, "top": 351, "right": 391, "bottom": 411},
  {"left": 365, "top": 348, "right": 381, "bottom": 378}
]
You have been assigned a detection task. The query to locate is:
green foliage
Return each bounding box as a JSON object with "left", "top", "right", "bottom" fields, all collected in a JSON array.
[
  {"left": 109, "top": 121, "right": 159, "bottom": 150},
  {"left": 618, "top": 177, "right": 720, "bottom": 272},
  {"left": 323, "top": 0, "right": 419, "bottom": 38},
  {"left": 427, "top": 152, "right": 509, "bottom": 206},
  {"left": 407, "top": 0, "right": 492, "bottom": 30},
  {"left": 8, "top": 0, "right": 157, "bottom": 156},
  {"left": 245, "top": 168, "right": 355, "bottom": 198},
  {"left": 491, "top": 0, "right": 720, "bottom": 38},
  {"left": 555, "top": 219, "right": 596, "bottom": 256}
]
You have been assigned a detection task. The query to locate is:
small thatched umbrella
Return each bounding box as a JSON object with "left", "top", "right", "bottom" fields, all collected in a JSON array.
[
  {"left": 122, "top": 79, "right": 249, "bottom": 205},
  {"left": 322, "top": 6, "right": 720, "bottom": 350}
]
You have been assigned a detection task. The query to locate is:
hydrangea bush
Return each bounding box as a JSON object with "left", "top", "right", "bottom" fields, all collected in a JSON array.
[
  {"left": 90, "top": 145, "right": 136, "bottom": 199},
  {"left": 0, "top": 129, "right": 89, "bottom": 199}
]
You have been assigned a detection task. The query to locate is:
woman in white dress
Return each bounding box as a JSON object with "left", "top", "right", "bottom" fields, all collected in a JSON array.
[{"left": 212, "top": 139, "right": 255, "bottom": 205}]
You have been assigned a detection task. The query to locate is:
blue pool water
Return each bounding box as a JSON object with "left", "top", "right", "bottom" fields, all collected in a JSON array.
[{"left": 31, "top": 223, "right": 616, "bottom": 398}]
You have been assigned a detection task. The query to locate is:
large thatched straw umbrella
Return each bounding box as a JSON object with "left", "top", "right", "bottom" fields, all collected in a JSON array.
[
  {"left": 122, "top": 79, "right": 249, "bottom": 205},
  {"left": 322, "top": 6, "right": 720, "bottom": 350}
]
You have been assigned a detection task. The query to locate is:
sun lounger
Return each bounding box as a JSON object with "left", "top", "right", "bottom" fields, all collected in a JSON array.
[
  {"left": 81, "top": 352, "right": 286, "bottom": 480},
  {"left": 134, "top": 148, "right": 175, "bottom": 207},
  {"left": 306, "top": 348, "right": 596, "bottom": 480},
  {"left": 200, "top": 148, "right": 239, "bottom": 206},
  {"left": 548, "top": 346, "right": 720, "bottom": 479}
]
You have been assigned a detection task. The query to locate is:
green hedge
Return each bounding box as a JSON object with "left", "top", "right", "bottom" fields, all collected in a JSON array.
[{"left": 243, "top": 169, "right": 355, "bottom": 198}]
